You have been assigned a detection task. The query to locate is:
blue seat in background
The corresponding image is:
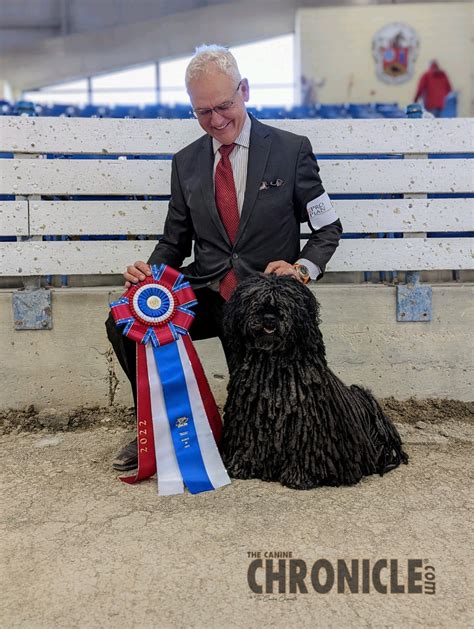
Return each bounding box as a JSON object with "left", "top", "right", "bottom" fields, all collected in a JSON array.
[
  {"left": 0, "top": 100, "right": 12, "bottom": 115},
  {"left": 77, "top": 104, "right": 110, "bottom": 118},
  {"left": 441, "top": 92, "right": 458, "bottom": 118},
  {"left": 257, "top": 106, "right": 288, "bottom": 119},
  {"left": 142, "top": 104, "right": 167, "bottom": 118},
  {"left": 41, "top": 104, "right": 71, "bottom": 117},
  {"left": 12, "top": 99, "right": 448, "bottom": 121},
  {"left": 109, "top": 105, "right": 133, "bottom": 118},
  {"left": 375, "top": 103, "right": 405, "bottom": 118},
  {"left": 171, "top": 104, "right": 194, "bottom": 119},
  {"left": 288, "top": 105, "right": 320, "bottom": 119},
  {"left": 13, "top": 100, "right": 38, "bottom": 116},
  {"left": 347, "top": 103, "right": 384, "bottom": 119},
  {"left": 319, "top": 104, "right": 350, "bottom": 119}
]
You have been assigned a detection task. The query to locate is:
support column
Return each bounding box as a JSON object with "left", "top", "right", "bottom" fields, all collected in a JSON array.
[{"left": 155, "top": 62, "right": 161, "bottom": 104}]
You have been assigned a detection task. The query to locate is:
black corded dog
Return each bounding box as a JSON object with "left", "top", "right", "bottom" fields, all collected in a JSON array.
[{"left": 221, "top": 274, "right": 408, "bottom": 490}]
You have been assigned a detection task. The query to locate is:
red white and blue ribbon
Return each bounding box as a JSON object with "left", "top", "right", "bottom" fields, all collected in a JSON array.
[{"left": 110, "top": 263, "right": 230, "bottom": 495}]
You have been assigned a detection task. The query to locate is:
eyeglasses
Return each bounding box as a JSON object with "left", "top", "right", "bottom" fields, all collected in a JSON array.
[{"left": 192, "top": 81, "right": 242, "bottom": 119}]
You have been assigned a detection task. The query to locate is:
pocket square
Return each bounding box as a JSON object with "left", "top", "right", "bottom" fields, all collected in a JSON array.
[{"left": 259, "top": 178, "right": 285, "bottom": 191}]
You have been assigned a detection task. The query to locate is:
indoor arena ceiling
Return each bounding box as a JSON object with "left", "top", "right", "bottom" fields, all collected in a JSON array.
[
  {"left": 0, "top": 0, "right": 459, "bottom": 51},
  {"left": 0, "top": 0, "right": 464, "bottom": 91}
]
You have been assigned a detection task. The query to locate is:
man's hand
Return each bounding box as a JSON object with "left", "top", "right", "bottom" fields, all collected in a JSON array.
[
  {"left": 264, "top": 260, "right": 303, "bottom": 282},
  {"left": 123, "top": 260, "right": 152, "bottom": 288}
]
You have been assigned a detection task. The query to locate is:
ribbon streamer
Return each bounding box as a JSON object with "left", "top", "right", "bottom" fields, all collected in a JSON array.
[{"left": 110, "top": 264, "right": 230, "bottom": 495}]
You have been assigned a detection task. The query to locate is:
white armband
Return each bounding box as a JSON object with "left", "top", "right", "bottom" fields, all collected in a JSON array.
[{"left": 307, "top": 192, "right": 338, "bottom": 230}]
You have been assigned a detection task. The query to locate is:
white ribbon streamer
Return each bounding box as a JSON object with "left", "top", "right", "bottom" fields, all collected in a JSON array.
[{"left": 146, "top": 343, "right": 184, "bottom": 495}]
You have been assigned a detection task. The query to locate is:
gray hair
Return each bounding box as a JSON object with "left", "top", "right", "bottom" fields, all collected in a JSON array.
[{"left": 185, "top": 44, "right": 241, "bottom": 88}]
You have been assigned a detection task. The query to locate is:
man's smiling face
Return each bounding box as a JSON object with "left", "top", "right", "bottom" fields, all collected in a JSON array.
[{"left": 187, "top": 69, "right": 249, "bottom": 145}]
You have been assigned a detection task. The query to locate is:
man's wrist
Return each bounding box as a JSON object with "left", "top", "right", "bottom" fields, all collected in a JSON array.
[
  {"left": 296, "top": 258, "right": 321, "bottom": 281},
  {"left": 293, "top": 263, "right": 311, "bottom": 284}
]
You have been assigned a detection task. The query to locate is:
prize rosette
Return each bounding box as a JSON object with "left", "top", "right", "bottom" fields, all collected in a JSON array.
[{"left": 110, "top": 263, "right": 230, "bottom": 495}]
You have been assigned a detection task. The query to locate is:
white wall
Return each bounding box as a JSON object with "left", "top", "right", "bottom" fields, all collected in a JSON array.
[
  {"left": 296, "top": 2, "right": 473, "bottom": 116},
  {"left": 0, "top": 79, "right": 13, "bottom": 101},
  {"left": 1, "top": 284, "right": 472, "bottom": 411}
]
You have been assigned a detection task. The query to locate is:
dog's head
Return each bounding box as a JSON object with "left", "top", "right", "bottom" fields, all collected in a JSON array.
[{"left": 223, "top": 273, "right": 321, "bottom": 355}]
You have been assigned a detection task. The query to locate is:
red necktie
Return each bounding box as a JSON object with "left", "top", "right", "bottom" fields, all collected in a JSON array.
[{"left": 215, "top": 143, "right": 240, "bottom": 300}]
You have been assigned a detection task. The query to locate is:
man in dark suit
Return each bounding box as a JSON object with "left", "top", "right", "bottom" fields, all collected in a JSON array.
[{"left": 107, "top": 45, "right": 342, "bottom": 471}]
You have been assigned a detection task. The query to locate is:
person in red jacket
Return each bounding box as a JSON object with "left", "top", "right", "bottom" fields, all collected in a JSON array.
[{"left": 414, "top": 60, "right": 453, "bottom": 117}]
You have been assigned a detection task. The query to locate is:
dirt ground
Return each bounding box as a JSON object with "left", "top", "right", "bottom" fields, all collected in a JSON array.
[
  {"left": 1, "top": 400, "right": 473, "bottom": 628},
  {"left": 1, "top": 398, "right": 473, "bottom": 435}
]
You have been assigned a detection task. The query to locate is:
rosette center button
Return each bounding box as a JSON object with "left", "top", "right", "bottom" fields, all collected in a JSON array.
[{"left": 147, "top": 295, "right": 162, "bottom": 310}]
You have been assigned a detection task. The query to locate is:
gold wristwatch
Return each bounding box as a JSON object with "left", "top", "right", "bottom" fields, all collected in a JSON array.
[{"left": 293, "top": 264, "right": 311, "bottom": 284}]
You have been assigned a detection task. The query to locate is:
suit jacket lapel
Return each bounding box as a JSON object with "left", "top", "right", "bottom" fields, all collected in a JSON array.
[
  {"left": 198, "top": 136, "right": 231, "bottom": 246},
  {"left": 235, "top": 116, "right": 272, "bottom": 246}
]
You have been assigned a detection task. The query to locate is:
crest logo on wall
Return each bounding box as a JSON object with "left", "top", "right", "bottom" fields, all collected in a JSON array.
[{"left": 372, "top": 22, "right": 419, "bottom": 85}]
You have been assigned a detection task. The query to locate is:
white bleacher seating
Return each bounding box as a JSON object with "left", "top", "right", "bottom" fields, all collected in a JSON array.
[{"left": 0, "top": 116, "right": 472, "bottom": 277}]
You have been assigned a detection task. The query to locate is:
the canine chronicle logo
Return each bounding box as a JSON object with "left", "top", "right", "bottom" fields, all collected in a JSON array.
[{"left": 247, "top": 552, "right": 436, "bottom": 595}]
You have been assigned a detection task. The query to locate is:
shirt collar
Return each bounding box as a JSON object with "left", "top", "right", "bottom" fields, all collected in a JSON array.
[{"left": 212, "top": 113, "right": 251, "bottom": 155}]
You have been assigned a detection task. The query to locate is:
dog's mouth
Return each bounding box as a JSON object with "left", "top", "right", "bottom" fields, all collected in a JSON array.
[
  {"left": 254, "top": 323, "right": 283, "bottom": 351},
  {"left": 260, "top": 312, "right": 278, "bottom": 336},
  {"left": 246, "top": 311, "right": 284, "bottom": 351}
]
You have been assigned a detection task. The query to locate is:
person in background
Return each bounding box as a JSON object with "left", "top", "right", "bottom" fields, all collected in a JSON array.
[
  {"left": 414, "top": 60, "right": 453, "bottom": 118},
  {"left": 300, "top": 74, "right": 326, "bottom": 107}
]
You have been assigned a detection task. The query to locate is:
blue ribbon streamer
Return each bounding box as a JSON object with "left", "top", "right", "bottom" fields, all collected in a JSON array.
[{"left": 152, "top": 342, "right": 214, "bottom": 494}]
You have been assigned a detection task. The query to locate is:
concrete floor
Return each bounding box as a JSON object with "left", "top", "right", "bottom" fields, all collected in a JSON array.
[{"left": 1, "top": 420, "right": 473, "bottom": 628}]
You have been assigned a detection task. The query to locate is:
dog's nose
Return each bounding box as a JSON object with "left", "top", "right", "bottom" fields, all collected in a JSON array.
[{"left": 263, "top": 313, "right": 277, "bottom": 328}]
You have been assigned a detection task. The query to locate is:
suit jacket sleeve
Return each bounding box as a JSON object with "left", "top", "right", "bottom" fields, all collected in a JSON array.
[
  {"left": 293, "top": 136, "right": 343, "bottom": 279},
  {"left": 147, "top": 155, "right": 193, "bottom": 268}
]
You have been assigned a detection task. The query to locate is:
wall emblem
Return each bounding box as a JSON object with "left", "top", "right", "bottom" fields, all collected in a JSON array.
[{"left": 372, "top": 22, "right": 419, "bottom": 85}]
